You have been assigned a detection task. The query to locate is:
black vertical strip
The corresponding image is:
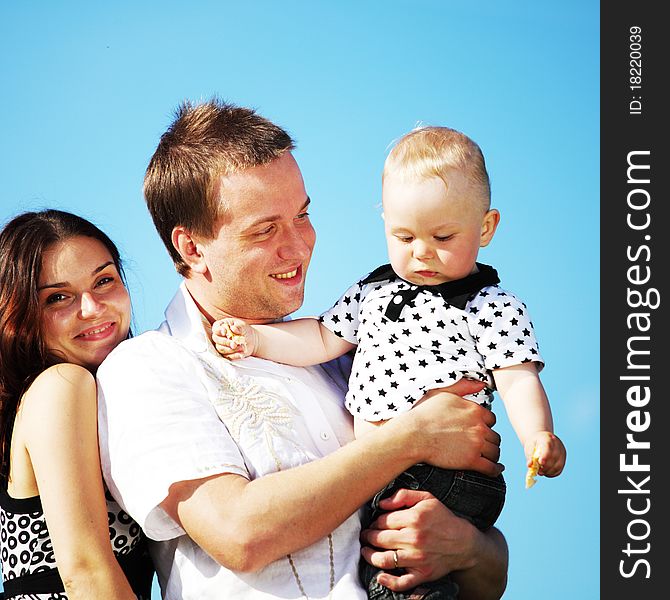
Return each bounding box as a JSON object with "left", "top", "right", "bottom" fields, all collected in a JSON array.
[{"left": 601, "top": 3, "right": 668, "bottom": 597}]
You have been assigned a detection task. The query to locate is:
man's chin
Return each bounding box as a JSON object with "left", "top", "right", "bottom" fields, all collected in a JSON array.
[
  {"left": 275, "top": 293, "right": 305, "bottom": 319},
  {"left": 246, "top": 294, "right": 304, "bottom": 323}
]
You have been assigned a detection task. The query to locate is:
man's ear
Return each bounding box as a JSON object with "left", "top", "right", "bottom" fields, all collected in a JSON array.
[
  {"left": 172, "top": 226, "right": 208, "bottom": 274},
  {"left": 480, "top": 209, "right": 500, "bottom": 248}
]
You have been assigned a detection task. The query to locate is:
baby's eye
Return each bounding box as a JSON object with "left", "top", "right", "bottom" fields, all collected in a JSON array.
[
  {"left": 395, "top": 235, "right": 413, "bottom": 243},
  {"left": 434, "top": 235, "right": 453, "bottom": 242}
]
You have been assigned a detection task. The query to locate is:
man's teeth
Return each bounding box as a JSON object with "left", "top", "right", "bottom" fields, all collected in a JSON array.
[{"left": 271, "top": 269, "right": 298, "bottom": 279}]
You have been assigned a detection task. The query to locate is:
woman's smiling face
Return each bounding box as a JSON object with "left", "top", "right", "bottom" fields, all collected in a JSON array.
[{"left": 38, "top": 235, "right": 131, "bottom": 371}]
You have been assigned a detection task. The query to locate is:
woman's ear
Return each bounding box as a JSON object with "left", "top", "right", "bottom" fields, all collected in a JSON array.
[
  {"left": 171, "top": 226, "right": 208, "bottom": 275},
  {"left": 480, "top": 209, "right": 500, "bottom": 247}
]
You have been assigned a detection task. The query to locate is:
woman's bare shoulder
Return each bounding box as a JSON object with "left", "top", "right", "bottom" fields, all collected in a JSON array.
[{"left": 22, "top": 364, "right": 96, "bottom": 414}]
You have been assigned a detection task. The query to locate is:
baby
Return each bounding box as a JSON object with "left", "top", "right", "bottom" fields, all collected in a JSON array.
[{"left": 213, "top": 126, "right": 566, "bottom": 599}]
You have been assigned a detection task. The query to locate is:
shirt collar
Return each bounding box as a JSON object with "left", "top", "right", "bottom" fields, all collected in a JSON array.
[
  {"left": 162, "top": 281, "right": 212, "bottom": 354},
  {"left": 361, "top": 263, "right": 500, "bottom": 321}
]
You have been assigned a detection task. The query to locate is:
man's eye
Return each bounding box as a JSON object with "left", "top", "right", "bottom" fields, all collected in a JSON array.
[
  {"left": 256, "top": 225, "right": 274, "bottom": 236},
  {"left": 296, "top": 211, "right": 310, "bottom": 220}
]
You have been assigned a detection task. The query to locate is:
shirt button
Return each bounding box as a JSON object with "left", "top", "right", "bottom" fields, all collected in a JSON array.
[{"left": 320, "top": 431, "right": 330, "bottom": 441}]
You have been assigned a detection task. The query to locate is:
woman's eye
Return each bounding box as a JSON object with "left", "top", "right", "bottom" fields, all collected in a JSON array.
[{"left": 46, "top": 293, "right": 67, "bottom": 305}]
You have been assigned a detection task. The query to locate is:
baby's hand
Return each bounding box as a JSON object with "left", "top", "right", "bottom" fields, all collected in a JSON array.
[
  {"left": 524, "top": 432, "right": 567, "bottom": 486},
  {"left": 212, "top": 318, "right": 255, "bottom": 360}
]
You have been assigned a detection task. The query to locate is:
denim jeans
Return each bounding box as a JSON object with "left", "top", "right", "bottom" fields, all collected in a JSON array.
[{"left": 360, "top": 464, "right": 506, "bottom": 600}]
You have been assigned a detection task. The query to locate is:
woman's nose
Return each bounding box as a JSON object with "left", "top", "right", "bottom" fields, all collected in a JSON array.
[{"left": 79, "top": 292, "right": 104, "bottom": 319}]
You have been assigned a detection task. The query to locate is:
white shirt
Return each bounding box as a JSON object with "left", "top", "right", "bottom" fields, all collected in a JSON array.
[
  {"left": 97, "top": 283, "right": 366, "bottom": 600},
  {"left": 320, "top": 270, "right": 543, "bottom": 421}
]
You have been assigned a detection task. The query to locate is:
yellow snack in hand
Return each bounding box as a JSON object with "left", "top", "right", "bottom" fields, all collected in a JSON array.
[
  {"left": 222, "top": 323, "right": 245, "bottom": 346},
  {"left": 525, "top": 448, "right": 541, "bottom": 489}
]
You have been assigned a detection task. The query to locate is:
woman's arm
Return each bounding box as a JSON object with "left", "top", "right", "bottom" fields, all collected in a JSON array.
[{"left": 22, "top": 364, "right": 136, "bottom": 600}]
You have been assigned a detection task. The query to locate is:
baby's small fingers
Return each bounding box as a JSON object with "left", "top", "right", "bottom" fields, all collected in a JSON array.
[
  {"left": 217, "top": 348, "right": 247, "bottom": 361},
  {"left": 212, "top": 322, "right": 226, "bottom": 337},
  {"left": 213, "top": 335, "right": 238, "bottom": 348},
  {"left": 214, "top": 340, "right": 241, "bottom": 354},
  {"left": 212, "top": 332, "right": 231, "bottom": 345},
  {"left": 536, "top": 445, "right": 554, "bottom": 463},
  {"left": 543, "top": 457, "right": 566, "bottom": 478},
  {"left": 229, "top": 320, "right": 245, "bottom": 335}
]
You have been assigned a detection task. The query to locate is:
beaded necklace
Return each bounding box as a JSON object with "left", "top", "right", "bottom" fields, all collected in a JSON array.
[{"left": 286, "top": 533, "right": 335, "bottom": 599}]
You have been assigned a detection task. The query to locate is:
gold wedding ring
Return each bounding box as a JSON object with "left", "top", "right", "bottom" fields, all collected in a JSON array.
[{"left": 393, "top": 549, "right": 399, "bottom": 570}]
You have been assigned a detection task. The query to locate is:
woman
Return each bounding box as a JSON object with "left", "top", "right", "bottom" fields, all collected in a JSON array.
[{"left": 0, "top": 210, "right": 154, "bottom": 599}]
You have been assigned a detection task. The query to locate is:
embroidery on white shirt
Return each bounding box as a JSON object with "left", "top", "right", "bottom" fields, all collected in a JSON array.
[{"left": 199, "top": 358, "right": 336, "bottom": 598}]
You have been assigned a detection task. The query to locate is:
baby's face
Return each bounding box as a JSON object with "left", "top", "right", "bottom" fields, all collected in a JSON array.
[{"left": 382, "top": 171, "right": 498, "bottom": 286}]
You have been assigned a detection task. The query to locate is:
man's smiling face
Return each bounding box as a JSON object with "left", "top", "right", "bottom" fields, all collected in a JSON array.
[{"left": 198, "top": 152, "right": 316, "bottom": 323}]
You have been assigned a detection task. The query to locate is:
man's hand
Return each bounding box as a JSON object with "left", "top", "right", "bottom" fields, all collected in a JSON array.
[
  {"left": 361, "top": 489, "right": 508, "bottom": 599},
  {"left": 360, "top": 489, "right": 478, "bottom": 590},
  {"left": 404, "top": 387, "right": 503, "bottom": 477}
]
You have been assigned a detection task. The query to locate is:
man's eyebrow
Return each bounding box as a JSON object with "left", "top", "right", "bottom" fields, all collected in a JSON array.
[
  {"left": 243, "top": 196, "right": 311, "bottom": 231},
  {"left": 38, "top": 261, "right": 115, "bottom": 291}
]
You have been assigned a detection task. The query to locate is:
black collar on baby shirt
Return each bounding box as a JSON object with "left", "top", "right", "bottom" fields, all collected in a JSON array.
[{"left": 361, "top": 263, "right": 500, "bottom": 321}]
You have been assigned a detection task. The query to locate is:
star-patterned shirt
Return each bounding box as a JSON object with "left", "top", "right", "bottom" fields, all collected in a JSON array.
[{"left": 319, "top": 264, "right": 544, "bottom": 421}]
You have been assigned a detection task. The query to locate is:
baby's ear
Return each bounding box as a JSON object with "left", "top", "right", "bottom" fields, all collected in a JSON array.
[{"left": 480, "top": 209, "right": 500, "bottom": 247}]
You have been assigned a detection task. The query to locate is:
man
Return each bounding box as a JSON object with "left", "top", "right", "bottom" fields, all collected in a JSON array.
[{"left": 97, "top": 99, "right": 508, "bottom": 599}]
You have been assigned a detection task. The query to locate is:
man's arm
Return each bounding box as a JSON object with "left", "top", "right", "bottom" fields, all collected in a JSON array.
[
  {"left": 99, "top": 334, "right": 502, "bottom": 574},
  {"left": 360, "top": 489, "right": 508, "bottom": 599},
  {"left": 452, "top": 527, "right": 508, "bottom": 600},
  {"left": 161, "top": 391, "right": 502, "bottom": 572}
]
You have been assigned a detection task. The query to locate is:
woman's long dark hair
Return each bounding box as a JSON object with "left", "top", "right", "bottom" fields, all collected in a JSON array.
[{"left": 0, "top": 209, "right": 127, "bottom": 481}]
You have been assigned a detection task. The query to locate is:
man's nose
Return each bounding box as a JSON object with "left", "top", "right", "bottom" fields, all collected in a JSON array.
[
  {"left": 277, "top": 225, "right": 313, "bottom": 260},
  {"left": 79, "top": 292, "right": 104, "bottom": 319}
]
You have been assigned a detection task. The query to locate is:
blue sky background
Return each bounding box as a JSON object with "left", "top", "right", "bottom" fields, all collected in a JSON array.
[{"left": 1, "top": 2, "right": 599, "bottom": 598}]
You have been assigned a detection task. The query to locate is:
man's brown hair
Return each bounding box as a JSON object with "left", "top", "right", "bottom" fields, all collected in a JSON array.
[{"left": 144, "top": 99, "right": 295, "bottom": 275}]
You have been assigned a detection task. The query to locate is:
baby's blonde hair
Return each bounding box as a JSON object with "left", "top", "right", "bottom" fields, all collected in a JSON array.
[{"left": 383, "top": 126, "right": 491, "bottom": 212}]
